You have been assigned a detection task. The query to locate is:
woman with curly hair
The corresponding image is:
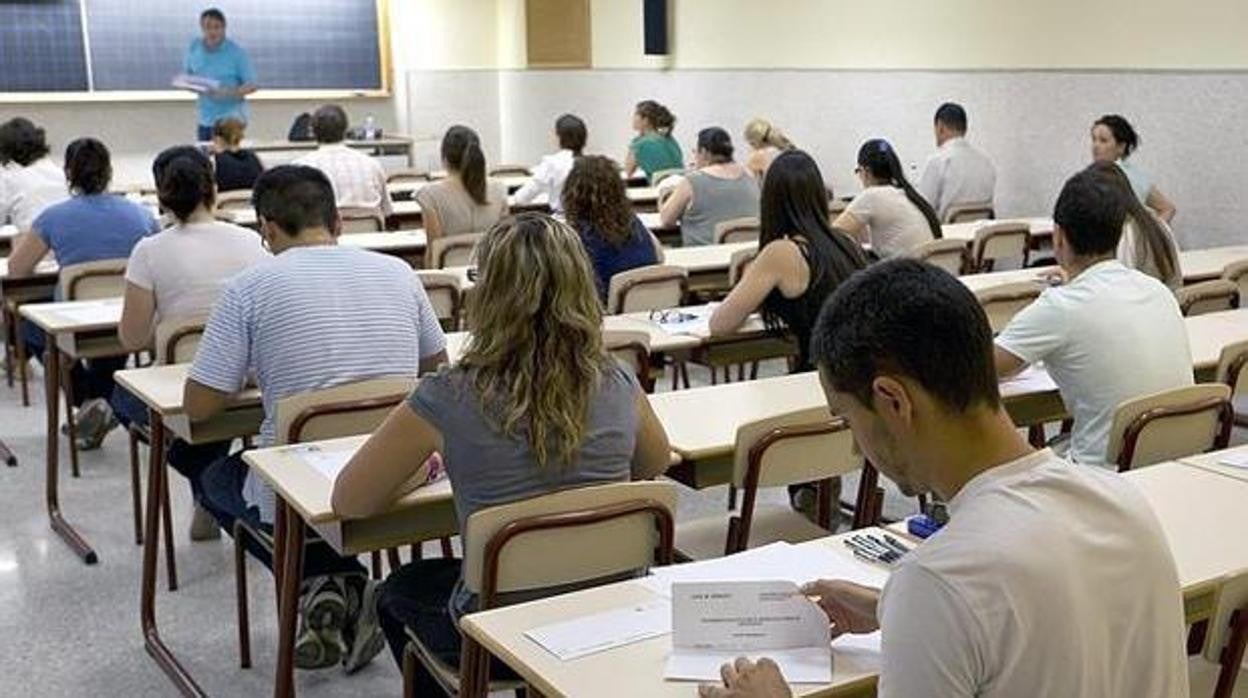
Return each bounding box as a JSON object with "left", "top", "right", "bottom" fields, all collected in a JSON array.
[
  {"left": 331, "top": 212, "right": 672, "bottom": 693},
  {"left": 564, "top": 155, "right": 659, "bottom": 302}
]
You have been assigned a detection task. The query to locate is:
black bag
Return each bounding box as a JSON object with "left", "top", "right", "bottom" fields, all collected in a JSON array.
[{"left": 288, "top": 112, "right": 314, "bottom": 141}]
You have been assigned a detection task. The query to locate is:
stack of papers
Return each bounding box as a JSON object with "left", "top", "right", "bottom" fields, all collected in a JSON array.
[
  {"left": 524, "top": 600, "right": 671, "bottom": 661},
  {"left": 172, "top": 73, "right": 221, "bottom": 94}
]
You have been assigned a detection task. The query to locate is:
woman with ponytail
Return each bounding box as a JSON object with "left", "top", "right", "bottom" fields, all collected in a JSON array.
[
  {"left": 415, "top": 125, "right": 508, "bottom": 241},
  {"left": 115, "top": 145, "right": 267, "bottom": 539},
  {"left": 834, "top": 138, "right": 942, "bottom": 258},
  {"left": 625, "top": 99, "right": 684, "bottom": 183},
  {"left": 1090, "top": 114, "right": 1176, "bottom": 223},
  {"left": 743, "top": 118, "right": 794, "bottom": 180},
  {"left": 1086, "top": 160, "right": 1182, "bottom": 290}
]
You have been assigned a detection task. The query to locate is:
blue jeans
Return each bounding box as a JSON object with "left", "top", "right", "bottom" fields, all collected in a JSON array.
[
  {"left": 23, "top": 320, "right": 127, "bottom": 407},
  {"left": 110, "top": 386, "right": 230, "bottom": 496},
  {"left": 197, "top": 124, "right": 213, "bottom": 142}
]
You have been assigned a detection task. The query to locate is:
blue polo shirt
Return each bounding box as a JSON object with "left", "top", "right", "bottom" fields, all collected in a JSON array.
[{"left": 184, "top": 38, "right": 256, "bottom": 127}]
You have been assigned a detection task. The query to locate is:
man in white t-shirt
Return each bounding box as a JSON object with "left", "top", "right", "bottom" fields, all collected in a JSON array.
[
  {"left": 700, "top": 260, "right": 1189, "bottom": 698},
  {"left": 916, "top": 103, "right": 997, "bottom": 222},
  {"left": 993, "top": 169, "right": 1193, "bottom": 466}
]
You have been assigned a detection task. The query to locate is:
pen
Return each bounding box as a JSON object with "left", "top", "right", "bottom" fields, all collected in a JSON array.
[
  {"left": 852, "top": 535, "right": 896, "bottom": 559},
  {"left": 845, "top": 537, "right": 898, "bottom": 563},
  {"left": 881, "top": 534, "right": 912, "bottom": 556}
]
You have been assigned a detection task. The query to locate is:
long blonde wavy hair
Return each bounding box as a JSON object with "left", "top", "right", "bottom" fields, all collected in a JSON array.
[{"left": 462, "top": 213, "right": 612, "bottom": 469}]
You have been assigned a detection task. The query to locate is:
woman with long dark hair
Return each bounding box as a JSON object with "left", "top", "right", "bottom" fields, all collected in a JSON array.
[
  {"left": 415, "top": 125, "right": 508, "bottom": 241},
  {"left": 1086, "top": 160, "right": 1182, "bottom": 290},
  {"left": 709, "top": 149, "right": 867, "bottom": 372},
  {"left": 834, "top": 138, "right": 942, "bottom": 257}
]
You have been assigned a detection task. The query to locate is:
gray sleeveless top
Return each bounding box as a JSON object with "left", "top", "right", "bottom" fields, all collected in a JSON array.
[{"left": 681, "top": 170, "right": 760, "bottom": 246}]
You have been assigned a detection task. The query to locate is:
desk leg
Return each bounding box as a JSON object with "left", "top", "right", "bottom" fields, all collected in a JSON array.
[
  {"left": 0, "top": 440, "right": 14, "bottom": 466},
  {"left": 274, "top": 498, "right": 305, "bottom": 698},
  {"left": 44, "top": 343, "right": 96, "bottom": 564},
  {"left": 140, "top": 412, "right": 205, "bottom": 697}
]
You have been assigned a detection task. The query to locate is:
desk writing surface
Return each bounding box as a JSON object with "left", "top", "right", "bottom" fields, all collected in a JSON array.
[
  {"left": 1184, "top": 309, "right": 1248, "bottom": 371},
  {"left": 663, "top": 242, "right": 757, "bottom": 273},
  {"left": 0, "top": 258, "right": 59, "bottom": 281},
  {"left": 337, "top": 230, "right": 428, "bottom": 252},
  {"left": 941, "top": 217, "right": 1054, "bottom": 243},
  {"left": 1179, "top": 446, "right": 1248, "bottom": 484},
  {"left": 438, "top": 314, "right": 700, "bottom": 357},
  {"left": 114, "top": 363, "right": 257, "bottom": 415},
  {"left": 1178, "top": 245, "right": 1248, "bottom": 282},
  {"left": 958, "top": 267, "right": 1056, "bottom": 294},
  {"left": 19, "top": 297, "right": 122, "bottom": 333}
]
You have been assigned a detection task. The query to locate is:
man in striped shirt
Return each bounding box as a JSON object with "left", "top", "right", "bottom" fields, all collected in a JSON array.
[{"left": 184, "top": 165, "right": 446, "bottom": 674}]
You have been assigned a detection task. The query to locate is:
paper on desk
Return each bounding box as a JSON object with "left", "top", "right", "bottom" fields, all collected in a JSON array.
[
  {"left": 640, "top": 542, "right": 888, "bottom": 599},
  {"left": 1218, "top": 451, "right": 1248, "bottom": 469},
  {"left": 665, "top": 580, "right": 831, "bottom": 683},
  {"left": 652, "top": 306, "right": 713, "bottom": 337},
  {"left": 290, "top": 444, "right": 357, "bottom": 482},
  {"left": 52, "top": 299, "right": 122, "bottom": 324},
  {"left": 999, "top": 364, "right": 1056, "bottom": 396},
  {"left": 525, "top": 599, "right": 671, "bottom": 661}
]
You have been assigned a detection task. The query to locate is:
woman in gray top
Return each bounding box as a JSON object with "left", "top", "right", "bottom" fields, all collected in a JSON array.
[
  {"left": 330, "top": 212, "right": 673, "bottom": 691},
  {"left": 659, "top": 127, "right": 760, "bottom": 246}
]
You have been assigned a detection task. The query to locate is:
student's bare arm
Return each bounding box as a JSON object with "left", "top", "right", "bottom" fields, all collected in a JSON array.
[
  {"left": 831, "top": 211, "right": 867, "bottom": 242},
  {"left": 118, "top": 283, "right": 157, "bottom": 352},
  {"left": 993, "top": 345, "right": 1027, "bottom": 378},
  {"left": 709, "top": 242, "right": 791, "bottom": 336},
  {"left": 632, "top": 391, "right": 673, "bottom": 480},
  {"left": 659, "top": 179, "right": 693, "bottom": 229},
  {"left": 7, "top": 232, "right": 48, "bottom": 278},
  {"left": 1146, "top": 186, "right": 1177, "bottom": 224},
  {"left": 183, "top": 378, "right": 233, "bottom": 422},
  {"left": 332, "top": 402, "right": 442, "bottom": 518}
]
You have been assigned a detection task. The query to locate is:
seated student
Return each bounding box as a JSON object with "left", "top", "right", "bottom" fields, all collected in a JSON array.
[
  {"left": 563, "top": 154, "right": 659, "bottom": 303},
  {"left": 994, "top": 169, "right": 1192, "bottom": 467},
  {"left": 330, "top": 212, "right": 673, "bottom": 694},
  {"left": 1091, "top": 114, "right": 1176, "bottom": 223},
  {"left": 115, "top": 146, "right": 268, "bottom": 540},
  {"left": 184, "top": 165, "right": 447, "bottom": 672},
  {"left": 512, "top": 113, "right": 586, "bottom": 213},
  {"left": 834, "top": 139, "right": 942, "bottom": 258},
  {"left": 415, "top": 125, "right": 508, "bottom": 241},
  {"left": 625, "top": 100, "right": 683, "bottom": 183},
  {"left": 0, "top": 117, "right": 68, "bottom": 233},
  {"left": 10, "top": 138, "right": 159, "bottom": 450},
  {"left": 294, "top": 104, "right": 393, "bottom": 218},
  {"left": 742, "top": 118, "right": 794, "bottom": 181},
  {"left": 701, "top": 259, "right": 1189, "bottom": 698},
  {"left": 659, "top": 127, "right": 760, "bottom": 247},
  {"left": 916, "top": 102, "right": 997, "bottom": 222},
  {"left": 1084, "top": 161, "right": 1183, "bottom": 291},
  {"left": 210, "top": 117, "right": 264, "bottom": 192}
]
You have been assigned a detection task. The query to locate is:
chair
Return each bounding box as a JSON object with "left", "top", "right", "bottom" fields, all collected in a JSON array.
[
  {"left": 970, "top": 221, "right": 1030, "bottom": 273},
  {"left": 1189, "top": 568, "right": 1248, "bottom": 698},
  {"left": 650, "top": 168, "right": 684, "bottom": 186},
  {"left": 215, "top": 190, "right": 253, "bottom": 212},
  {"left": 728, "top": 247, "right": 758, "bottom": 287},
  {"left": 973, "top": 282, "right": 1042, "bottom": 334},
  {"left": 943, "top": 201, "right": 995, "bottom": 224},
  {"left": 1179, "top": 280, "right": 1240, "bottom": 317},
  {"left": 416, "top": 270, "right": 464, "bottom": 332},
  {"left": 233, "top": 376, "right": 420, "bottom": 668},
  {"left": 1221, "top": 260, "right": 1248, "bottom": 303},
  {"left": 488, "top": 165, "right": 531, "bottom": 178},
  {"left": 1216, "top": 340, "right": 1248, "bottom": 427},
  {"left": 675, "top": 408, "right": 868, "bottom": 560},
  {"left": 1105, "top": 383, "right": 1233, "bottom": 472},
  {"left": 426, "top": 233, "right": 483, "bottom": 270},
  {"left": 603, "top": 328, "right": 653, "bottom": 391},
  {"left": 402, "top": 481, "right": 677, "bottom": 697},
  {"left": 713, "top": 217, "right": 760, "bottom": 244},
  {"left": 605, "top": 265, "right": 688, "bottom": 315},
  {"left": 910, "top": 238, "right": 969, "bottom": 276},
  {"left": 339, "top": 206, "right": 386, "bottom": 234}
]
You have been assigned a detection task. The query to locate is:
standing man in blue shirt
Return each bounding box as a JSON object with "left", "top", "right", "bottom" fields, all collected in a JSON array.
[{"left": 183, "top": 8, "right": 257, "bottom": 142}]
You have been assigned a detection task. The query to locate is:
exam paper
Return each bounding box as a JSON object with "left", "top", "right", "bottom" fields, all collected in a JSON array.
[
  {"left": 291, "top": 445, "right": 357, "bottom": 482},
  {"left": 653, "top": 307, "right": 713, "bottom": 337},
  {"left": 999, "top": 364, "right": 1057, "bottom": 397},
  {"left": 641, "top": 542, "right": 888, "bottom": 599},
  {"left": 525, "top": 599, "right": 671, "bottom": 661}
]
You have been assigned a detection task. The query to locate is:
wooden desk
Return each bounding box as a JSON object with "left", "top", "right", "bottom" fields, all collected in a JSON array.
[
  {"left": 1178, "top": 245, "right": 1248, "bottom": 283},
  {"left": 637, "top": 212, "right": 681, "bottom": 246},
  {"left": 245, "top": 435, "right": 458, "bottom": 697},
  {"left": 459, "top": 528, "right": 894, "bottom": 698},
  {"left": 1178, "top": 445, "right": 1248, "bottom": 484},
  {"left": 1184, "top": 309, "right": 1248, "bottom": 379},
  {"left": 1, "top": 257, "right": 59, "bottom": 406},
  {"left": 941, "top": 218, "right": 1054, "bottom": 244},
  {"left": 663, "top": 242, "right": 757, "bottom": 292},
  {"left": 958, "top": 267, "right": 1056, "bottom": 294},
  {"left": 19, "top": 297, "right": 128, "bottom": 565},
  {"left": 203, "top": 136, "right": 417, "bottom": 167},
  {"left": 337, "top": 229, "right": 428, "bottom": 266}
]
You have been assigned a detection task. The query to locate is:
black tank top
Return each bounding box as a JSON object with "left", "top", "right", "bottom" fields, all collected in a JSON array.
[{"left": 762, "top": 237, "right": 822, "bottom": 373}]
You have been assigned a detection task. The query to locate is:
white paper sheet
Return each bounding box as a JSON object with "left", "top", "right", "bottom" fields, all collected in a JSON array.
[
  {"left": 999, "top": 364, "right": 1057, "bottom": 397},
  {"left": 1218, "top": 451, "right": 1248, "bottom": 469},
  {"left": 172, "top": 73, "right": 221, "bottom": 94},
  {"left": 653, "top": 307, "right": 713, "bottom": 337},
  {"left": 666, "top": 646, "right": 832, "bottom": 684},
  {"left": 290, "top": 444, "right": 357, "bottom": 482},
  {"left": 525, "top": 599, "right": 671, "bottom": 661},
  {"left": 640, "top": 542, "right": 888, "bottom": 599},
  {"left": 52, "top": 299, "right": 122, "bottom": 325}
]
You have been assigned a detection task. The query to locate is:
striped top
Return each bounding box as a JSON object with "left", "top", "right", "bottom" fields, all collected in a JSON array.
[{"left": 190, "top": 244, "right": 446, "bottom": 521}]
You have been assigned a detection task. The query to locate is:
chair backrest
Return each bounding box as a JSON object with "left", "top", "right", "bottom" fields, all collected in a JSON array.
[
  {"left": 732, "top": 407, "right": 860, "bottom": 489},
  {"left": 603, "top": 328, "right": 651, "bottom": 389},
  {"left": 713, "top": 217, "right": 760, "bottom": 244},
  {"left": 1177, "top": 279, "right": 1240, "bottom": 317},
  {"left": 648, "top": 231, "right": 666, "bottom": 264},
  {"left": 1216, "top": 339, "right": 1248, "bottom": 400},
  {"left": 215, "top": 189, "right": 253, "bottom": 211},
  {"left": 386, "top": 169, "right": 430, "bottom": 184},
  {"left": 1198, "top": 566, "right": 1248, "bottom": 691},
  {"left": 273, "top": 375, "right": 416, "bottom": 446},
  {"left": 944, "top": 201, "right": 995, "bottom": 224},
  {"left": 605, "top": 264, "right": 688, "bottom": 315},
  {"left": 909, "top": 238, "right": 968, "bottom": 276},
  {"left": 462, "top": 481, "right": 677, "bottom": 606},
  {"left": 971, "top": 222, "right": 1030, "bottom": 272},
  {"left": 973, "top": 282, "right": 1042, "bottom": 334},
  {"left": 651, "top": 168, "right": 684, "bottom": 186},
  {"left": 425, "top": 232, "right": 483, "bottom": 270},
  {"left": 59, "top": 258, "right": 128, "bottom": 300},
  {"left": 1105, "top": 383, "right": 1233, "bottom": 471},
  {"left": 153, "top": 316, "right": 207, "bottom": 365},
  {"left": 728, "top": 247, "right": 758, "bottom": 287},
  {"left": 338, "top": 206, "right": 386, "bottom": 234},
  {"left": 415, "top": 270, "right": 463, "bottom": 331},
  {"left": 489, "top": 165, "right": 531, "bottom": 178},
  {"left": 1221, "top": 259, "right": 1248, "bottom": 303}
]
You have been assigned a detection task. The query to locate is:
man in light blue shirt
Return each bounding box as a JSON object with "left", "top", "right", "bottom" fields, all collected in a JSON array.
[{"left": 183, "top": 8, "right": 257, "bottom": 141}]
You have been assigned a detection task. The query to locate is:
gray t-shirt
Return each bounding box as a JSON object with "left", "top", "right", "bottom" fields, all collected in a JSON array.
[
  {"left": 407, "top": 360, "right": 642, "bottom": 616},
  {"left": 681, "top": 170, "right": 760, "bottom": 246}
]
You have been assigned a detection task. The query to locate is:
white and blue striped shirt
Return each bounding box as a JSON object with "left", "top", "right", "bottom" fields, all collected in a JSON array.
[{"left": 190, "top": 244, "right": 446, "bottom": 520}]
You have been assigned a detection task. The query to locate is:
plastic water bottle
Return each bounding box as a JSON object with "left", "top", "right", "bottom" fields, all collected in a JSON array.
[{"left": 363, "top": 114, "right": 378, "bottom": 140}]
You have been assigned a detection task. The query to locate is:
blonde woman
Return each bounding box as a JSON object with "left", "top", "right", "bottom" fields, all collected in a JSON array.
[
  {"left": 743, "top": 118, "right": 794, "bottom": 180},
  {"left": 331, "top": 212, "right": 672, "bottom": 691}
]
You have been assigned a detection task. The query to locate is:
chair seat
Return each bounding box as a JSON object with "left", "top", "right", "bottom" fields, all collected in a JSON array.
[
  {"left": 406, "top": 629, "right": 526, "bottom": 695},
  {"left": 676, "top": 505, "right": 832, "bottom": 561},
  {"left": 1189, "top": 655, "right": 1248, "bottom": 697}
]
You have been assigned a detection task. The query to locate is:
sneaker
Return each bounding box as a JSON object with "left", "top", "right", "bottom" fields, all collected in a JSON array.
[
  {"left": 68, "top": 398, "right": 108, "bottom": 440},
  {"left": 75, "top": 400, "right": 119, "bottom": 451},
  {"left": 342, "top": 578, "right": 386, "bottom": 674},
  {"left": 188, "top": 505, "right": 221, "bottom": 542},
  {"left": 294, "top": 577, "right": 348, "bottom": 670}
]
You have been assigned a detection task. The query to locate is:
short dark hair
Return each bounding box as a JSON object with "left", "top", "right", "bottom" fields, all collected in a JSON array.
[
  {"left": 934, "top": 102, "right": 968, "bottom": 133},
  {"left": 200, "top": 8, "right": 225, "bottom": 24},
  {"left": 1093, "top": 114, "right": 1139, "bottom": 157},
  {"left": 812, "top": 259, "right": 1001, "bottom": 413},
  {"left": 697, "top": 127, "right": 734, "bottom": 163},
  {"left": 555, "top": 114, "right": 587, "bottom": 155},
  {"left": 251, "top": 165, "right": 337, "bottom": 236},
  {"left": 1052, "top": 169, "right": 1126, "bottom": 256},
  {"left": 64, "top": 138, "right": 112, "bottom": 195},
  {"left": 311, "top": 105, "right": 348, "bottom": 144},
  {"left": 153, "top": 146, "right": 215, "bottom": 222},
  {"left": 0, "top": 117, "right": 51, "bottom": 167}
]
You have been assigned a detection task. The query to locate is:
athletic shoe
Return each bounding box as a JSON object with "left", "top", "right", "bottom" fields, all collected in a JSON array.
[
  {"left": 294, "top": 576, "right": 348, "bottom": 670},
  {"left": 75, "top": 400, "right": 119, "bottom": 451},
  {"left": 342, "top": 577, "right": 386, "bottom": 674},
  {"left": 69, "top": 398, "right": 108, "bottom": 441}
]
